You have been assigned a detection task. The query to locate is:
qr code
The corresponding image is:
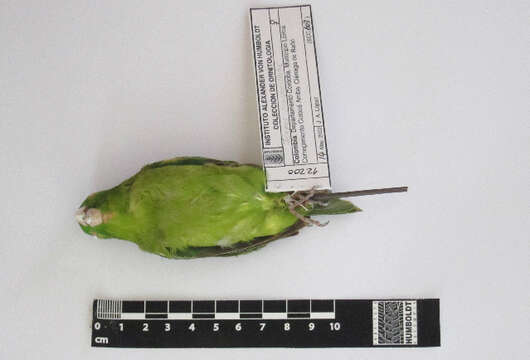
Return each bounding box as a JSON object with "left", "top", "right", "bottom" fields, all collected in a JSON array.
[
  {"left": 263, "top": 149, "right": 284, "bottom": 166},
  {"left": 372, "top": 301, "right": 417, "bottom": 345}
]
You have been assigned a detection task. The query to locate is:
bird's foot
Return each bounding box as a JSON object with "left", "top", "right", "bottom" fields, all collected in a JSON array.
[{"left": 283, "top": 187, "right": 329, "bottom": 227}]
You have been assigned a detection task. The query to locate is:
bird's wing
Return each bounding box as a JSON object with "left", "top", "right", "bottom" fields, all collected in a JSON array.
[
  {"left": 162, "top": 220, "right": 306, "bottom": 258},
  {"left": 141, "top": 156, "right": 252, "bottom": 170}
]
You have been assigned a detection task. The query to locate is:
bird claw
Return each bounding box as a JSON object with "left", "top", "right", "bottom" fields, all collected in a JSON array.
[{"left": 283, "top": 186, "right": 329, "bottom": 227}]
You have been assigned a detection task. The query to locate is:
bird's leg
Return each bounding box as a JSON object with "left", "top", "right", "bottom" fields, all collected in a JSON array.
[
  {"left": 283, "top": 187, "right": 329, "bottom": 227},
  {"left": 297, "top": 188, "right": 332, "bottom": 207},
  {"left": 286, "top": 187, "right": 317, "bottom": 210},
  {"left": 287, "top": 191, "right": 306, "bottom": 208},
  {"left": 286, "top": 204, "right": 329, "bottom": 227},
  {"left": 292, "top": 187, "right": 316, "bottom": 209}
]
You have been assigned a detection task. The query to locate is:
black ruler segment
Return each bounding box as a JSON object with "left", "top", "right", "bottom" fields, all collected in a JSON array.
[
  {"left": 169, "top": 301, "right": 190, "bottom": 313},
  {"left": 240, "top": 300, "right": 261, "bottom": 313},
  {"left": 288, "top": 300, "right": 310, "bottom": 312},
  {"left": 122, "top": 301, "right": 143, "bottom": 313},
  {"left": 311, "top": 299, "right": 334, "bottom": 312},
  {"left": 216, "top": 301, "right": 238, "bottom": 313},
  {"left": 145, "top": 314, "right": 167, "bottom": 319},
  {"left": 146, "top": 301, "right": 166, "bottom": 313},
  {"left": 263, "top": 300, "right": 286, "bottom": 312},
  {"left": 193, "top": 301, "right": 215, "bottom": 313},
  {"left": 92, "top": 299, "right": 440, "bottom": 348}
]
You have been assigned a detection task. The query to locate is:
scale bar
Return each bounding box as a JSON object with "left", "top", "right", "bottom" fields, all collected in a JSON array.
[
  {"left": 96, "top": 300, "right": 337, "bottom": 320},
  {"left": 92, "top": 298, "right": 440, "bottom": 348},
  {"left": 103, "top": 312, "right": 336, "bottom": 320}
]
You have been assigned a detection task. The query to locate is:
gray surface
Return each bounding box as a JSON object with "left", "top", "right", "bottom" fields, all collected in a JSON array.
[{"left": 1, "top": 0, "right": 528, "bottom": 359}]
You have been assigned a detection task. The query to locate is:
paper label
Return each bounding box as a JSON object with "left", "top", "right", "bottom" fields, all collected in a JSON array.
[{"left": 250, "top": 5, "right": 331, "bottom": 192}]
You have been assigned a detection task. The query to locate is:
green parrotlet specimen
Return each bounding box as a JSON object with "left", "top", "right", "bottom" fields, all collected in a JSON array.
[{"left": 76, "top": 156, "right": 406, "bottom": 258}]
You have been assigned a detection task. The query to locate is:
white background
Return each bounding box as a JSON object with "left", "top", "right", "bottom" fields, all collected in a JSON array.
[{"left": 1, "top": 1, "right": 528, "bottom": 359}]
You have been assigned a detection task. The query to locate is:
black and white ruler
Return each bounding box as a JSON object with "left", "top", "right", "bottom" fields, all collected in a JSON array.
[{"left": 91, "top": 298, "right": 440, "bottom": 348}]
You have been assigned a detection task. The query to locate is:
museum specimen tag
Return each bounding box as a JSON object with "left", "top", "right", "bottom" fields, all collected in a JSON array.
[{"left": 250, "top": 5, "right": 331, "bottom": 192}]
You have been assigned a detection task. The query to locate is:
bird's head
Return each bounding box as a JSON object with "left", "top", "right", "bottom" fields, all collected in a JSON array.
[
  {"left": 75, "top": 206, "right": 103, "bottom": 227},
  {"left": 75, "top": 190, "right": 114, "bottom": 238}
]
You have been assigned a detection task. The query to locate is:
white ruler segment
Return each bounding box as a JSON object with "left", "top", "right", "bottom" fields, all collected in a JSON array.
[{"left": 250, "top": 5, "right": 331, "bottom": 192}]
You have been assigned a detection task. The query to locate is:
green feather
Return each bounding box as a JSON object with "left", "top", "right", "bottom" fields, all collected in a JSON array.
[
  {"left": 307, "top": 198, "right": 361, "bottom": 215},
  {"left": 77, "top": 156, "right": 359, "bottom": 258}
]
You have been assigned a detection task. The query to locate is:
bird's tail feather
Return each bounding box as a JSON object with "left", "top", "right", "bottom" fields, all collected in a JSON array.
[{"left": 307, "top": 198, "right": 361, "bottom": 215}]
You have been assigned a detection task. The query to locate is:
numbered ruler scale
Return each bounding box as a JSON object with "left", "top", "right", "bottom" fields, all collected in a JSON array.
[{"left": 92, "top": 299, "right": 440, "bottom": 348}]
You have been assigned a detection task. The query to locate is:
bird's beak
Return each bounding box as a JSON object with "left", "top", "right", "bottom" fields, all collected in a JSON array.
[{"left": 75, "top": 206, "right": 103, "bottom": 227}]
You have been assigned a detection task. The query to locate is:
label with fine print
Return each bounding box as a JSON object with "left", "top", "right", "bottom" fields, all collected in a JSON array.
[{"left": 250, "top": 5, "right": 331, "bottom": 192}]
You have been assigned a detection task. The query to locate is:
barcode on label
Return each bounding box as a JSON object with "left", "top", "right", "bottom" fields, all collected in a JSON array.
[
  {"left": 263, "top": 149, "right": 285, "bottom": 166},
  {"left": 372, "top": 301, "right": 418, "bottom": 345},
  {"left": 250, "top": 5, "right": 331, "bottom": 192}
]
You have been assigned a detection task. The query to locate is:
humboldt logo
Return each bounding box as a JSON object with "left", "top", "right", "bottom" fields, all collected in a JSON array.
[
  {"left": 403, "top": 301, "right": 416, "bottom": 344},
  {"left": 373, "top": 300, "right": 417, "bottom": 345}
]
